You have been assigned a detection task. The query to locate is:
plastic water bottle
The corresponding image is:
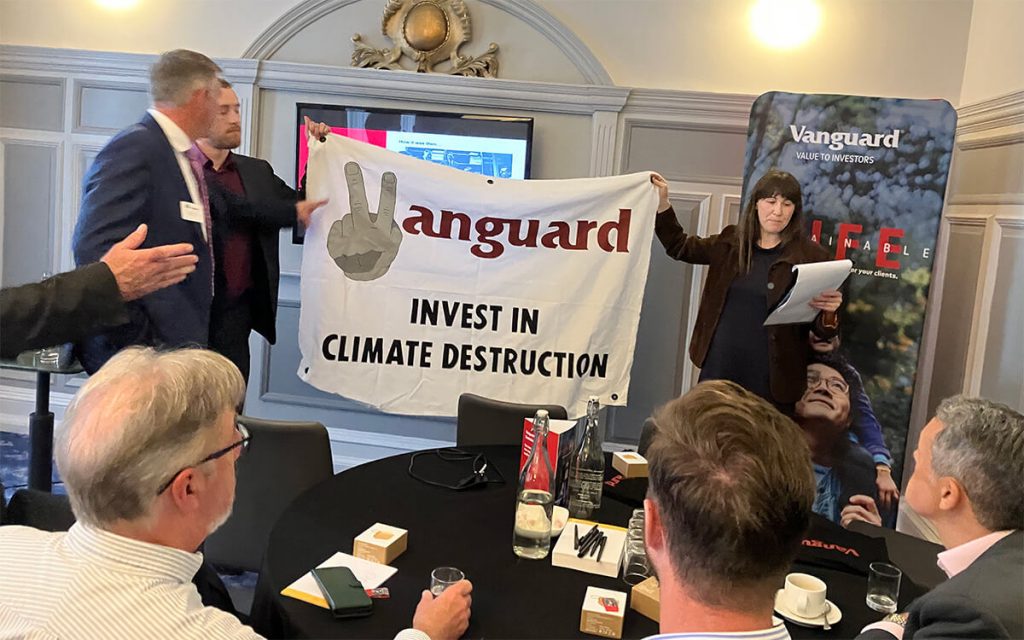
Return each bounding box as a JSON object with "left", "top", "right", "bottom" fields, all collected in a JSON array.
[
  {"left": 513, "top": 410, "right": 554, "bottom": 559},
  {"left": 567, "top": 397, "right": 605, "bottom": 518}
]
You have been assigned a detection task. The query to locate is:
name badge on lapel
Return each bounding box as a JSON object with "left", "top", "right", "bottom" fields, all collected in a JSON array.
[{"left": 179, "top": 201, "right": 205, "bottom": 224}]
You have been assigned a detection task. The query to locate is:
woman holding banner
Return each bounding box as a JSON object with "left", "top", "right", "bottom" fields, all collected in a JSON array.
[{"left": 651, "top": 169, "right": 842, "bottom": 412}]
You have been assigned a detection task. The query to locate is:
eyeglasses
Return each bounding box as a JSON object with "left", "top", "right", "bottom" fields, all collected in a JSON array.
[
  {"left": 807, "top": 371, "right": 849, "bottom": 395},
  {"left": 156, "top": 421, "right": 251, "bottom": 495}
]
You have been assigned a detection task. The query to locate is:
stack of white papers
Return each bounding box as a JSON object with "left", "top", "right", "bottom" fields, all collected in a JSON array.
[
  {"left": 764, "top": 259, "right": 852, "bottom": 326},
  {"left": 281, "top": 551, "right": 398, "bottom": 609}
]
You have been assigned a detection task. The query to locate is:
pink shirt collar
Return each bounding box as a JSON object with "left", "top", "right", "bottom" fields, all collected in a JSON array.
[{"left": 936, "top": 530, "right": 1014, "bottom": 578}]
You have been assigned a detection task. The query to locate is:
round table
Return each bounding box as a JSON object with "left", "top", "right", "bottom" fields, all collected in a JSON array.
[
  {"left": 250, "top": 446, "right": 657, "bottom": 639},
  {"left": 249, "top": 446, "right": 925, "bottom": 639}
]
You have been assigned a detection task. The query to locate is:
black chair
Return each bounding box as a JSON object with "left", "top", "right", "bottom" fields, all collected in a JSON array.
[
  {"left": 637, "top": 417, "right": 657, "bottom": 457},
  {"left": 2, "top": 489, "right": 75, "bottom": 531},
  {"left": 456, "top": 393, "right": 568, "bottom": 447},
  {"left": 847, "top": 519, "right": 947, "bottom": 589},
  {"left": 204, "top": 416, "right": 334, "bottom": 573}
]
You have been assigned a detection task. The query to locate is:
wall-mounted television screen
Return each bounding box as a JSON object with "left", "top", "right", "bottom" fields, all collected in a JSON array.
[{"left": 294, "top": 104, "right": 534, "bottom": 242}]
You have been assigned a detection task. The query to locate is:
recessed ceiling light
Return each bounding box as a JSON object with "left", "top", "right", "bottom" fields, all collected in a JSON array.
[
  {"left": 749, "top": 0, "right": 822, "bottom": 50},
  {"left": 94, "top": 0, "right": 141, "bottom": 10}
]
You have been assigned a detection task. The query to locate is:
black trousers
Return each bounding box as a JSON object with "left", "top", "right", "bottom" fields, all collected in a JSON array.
[{"left": 209, "top": 292, "right": 253, "bottom": 384}]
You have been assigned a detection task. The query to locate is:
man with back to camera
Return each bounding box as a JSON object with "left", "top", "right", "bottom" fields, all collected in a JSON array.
[
  {"left": 72, "top": 49, "right": 325, "bottom": 375},
  {"left": 642, "top": 379, "right": 815, "bottom": 639},
  {"left": 0, "top": 347, "right": 472, "bottom": 640},
  {"left": 856, "top": 395, "right": 1023, "bottom": 639},
  {"left": 190, "top": 78, "right": 330, "bottom": 382}
]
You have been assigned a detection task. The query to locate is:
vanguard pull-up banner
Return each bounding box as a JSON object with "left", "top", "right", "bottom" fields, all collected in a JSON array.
[
  {"left": 744, "top": 92, "right": 956, "bottom": 526},
  {"left": 299, "top": 135, "right": 658, "bottom": 417}
]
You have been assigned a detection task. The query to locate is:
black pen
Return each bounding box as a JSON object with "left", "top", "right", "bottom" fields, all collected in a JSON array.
[
  {"left": 577, "top": 535, "right": 596, "bottom": 558},
  {"left": 578, "top": 524, "right": 599, "bottom": 549},
  {"left": 574, "top": 524, "right": 580, "bottom": 550},
  {"left": 579, "top": 530, "right": 606, "bottom": 559},
  {"left": 578, "top": 530, "right": 600, "bottom": 558},
  {"left": 595, "top": 535, "right": 607, "bottom": 563}
]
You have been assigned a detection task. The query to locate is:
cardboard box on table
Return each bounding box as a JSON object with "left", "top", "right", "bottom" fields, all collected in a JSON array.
[
  {"left": 552, "top": 519, "right": 627, "bottom": 578},
  {"left": 630, "top": 576, "right": 660, "bottom": 622},
  {"left": 580, "top": 586, "right": 627, "bottom": 638},
  {"left": 353, "top": 523, "right": 407, "bottom": 565},
  {"left": 611, "top": 451, "right": 648, "bottom": 479}
]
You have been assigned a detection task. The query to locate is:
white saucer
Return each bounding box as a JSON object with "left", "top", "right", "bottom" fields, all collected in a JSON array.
[{"left": 773, "top": 590, "right": 842, "bottom": 628}]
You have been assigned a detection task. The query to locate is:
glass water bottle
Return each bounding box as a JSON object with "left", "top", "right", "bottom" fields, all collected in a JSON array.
[
  {"left": 513, "top": 409, "right": 554, "bottom": 559},
  {"left": 567, "top": 396, "right": 605, "bottom": 518}
]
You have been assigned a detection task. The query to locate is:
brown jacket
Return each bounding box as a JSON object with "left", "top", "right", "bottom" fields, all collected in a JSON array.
[{"left": 656, "top": 208, "right": 839, "bottom": 404}]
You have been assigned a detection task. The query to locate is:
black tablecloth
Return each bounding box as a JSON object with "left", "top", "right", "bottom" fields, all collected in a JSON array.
[{"left": 250, "top": 447, "right": 925, "bottom": 639}]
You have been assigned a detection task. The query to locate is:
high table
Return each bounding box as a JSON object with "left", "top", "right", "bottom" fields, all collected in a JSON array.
[
  {"left": 0, "top": 354, "right": 83, "bottom": 492},
  {"left": 249, "top": 446, "right": 925, "bottom": 639}
]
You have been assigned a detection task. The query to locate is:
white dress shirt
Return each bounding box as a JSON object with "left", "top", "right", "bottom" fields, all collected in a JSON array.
[
  {"left": 146, "top": 107, "right": 208, "bottom": 241},
  {"left": 0, "top": 523, "right": 431, "bottom": 640},
  {"left": 644, "top": 625, "right": 791, "bottom": 640},
  {"left": 0, "top": 523, "right": 261, "bottom": 639}
]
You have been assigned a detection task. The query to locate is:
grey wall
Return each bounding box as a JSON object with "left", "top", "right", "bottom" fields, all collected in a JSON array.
[
  {"left": 2, "top": 142, "right": 56, "bottom": 287},
  {"left": 0, "top": 70, "right": 152, "bottom": 403},
  {"left": 904, "top": 91, "right": 1024, "bottom": 507}
]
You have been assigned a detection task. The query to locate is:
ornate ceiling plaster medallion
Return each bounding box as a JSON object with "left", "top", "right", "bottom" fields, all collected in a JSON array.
[{"left": 352, "top": 0, "right": 500, "bottom": 77}]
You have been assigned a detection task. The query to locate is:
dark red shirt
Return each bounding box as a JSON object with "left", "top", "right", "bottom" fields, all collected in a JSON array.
[{"left": 191, "top": 147, "right": 252, "bottom": 300}]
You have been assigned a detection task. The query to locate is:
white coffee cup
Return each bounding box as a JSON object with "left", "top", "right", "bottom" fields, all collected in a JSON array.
[{"left": 782, "top": 573, "right": 827, "bottom": 618}]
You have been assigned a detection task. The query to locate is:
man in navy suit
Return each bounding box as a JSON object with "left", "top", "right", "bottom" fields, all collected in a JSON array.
[
  {"left": 857, "top": 396, "right": 1022, "bottom": 639},
  {"left": 73, "top": 49, "right": 323, "bottom": 374},
  {"left": 191, "top": 79, "right": 330, "bottom": 382}
]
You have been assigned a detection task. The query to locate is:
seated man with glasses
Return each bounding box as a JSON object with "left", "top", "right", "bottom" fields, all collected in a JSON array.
[
  {"left": 795, "top": 353, "right": 881, "bottom": 527},
  {"left": 0, "top": 347, "right": 472, "bottom": 640}
]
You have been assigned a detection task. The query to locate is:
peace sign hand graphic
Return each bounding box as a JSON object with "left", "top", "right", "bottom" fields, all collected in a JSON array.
[{"left": 327, "top": 161, "right": 403, "bottom": 281}]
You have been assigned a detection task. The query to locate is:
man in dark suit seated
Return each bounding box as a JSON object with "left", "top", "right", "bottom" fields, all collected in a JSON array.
[
  {"left": 857, "top": 395, "right": 1023, "bottom": 639},
  {"left": 795, "top": 354, "right": 881, "bottom": 527}
]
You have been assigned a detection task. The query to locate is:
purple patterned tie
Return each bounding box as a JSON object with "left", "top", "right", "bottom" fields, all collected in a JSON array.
[{"left": 187, "top": 151, "right": 214, "bottom": 293}]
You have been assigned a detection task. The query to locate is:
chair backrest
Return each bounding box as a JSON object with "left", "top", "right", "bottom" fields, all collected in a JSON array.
[
  {"left": 456, "top": 393, "right": 568, "bottom": 447},
  {"left": 3, "top": 489, "right": 75, "bottom": 532},
  {"left": 204, "top": 416, "right": 334, "bottom": 572},
  {"left": 637, "top": 417, "right": 657, "bottom": 458},
  {"left": 847, "top": 519, "right": 947, "bottom": 589}
]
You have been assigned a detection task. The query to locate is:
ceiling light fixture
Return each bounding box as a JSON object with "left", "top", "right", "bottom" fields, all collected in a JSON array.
[{"left": 748, "top": 0, "right": 822, "bottom": 50}]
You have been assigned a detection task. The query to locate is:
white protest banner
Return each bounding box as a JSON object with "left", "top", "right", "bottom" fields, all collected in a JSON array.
[{"left": 298, "top": 135, "right": 658, "bottom": 417}]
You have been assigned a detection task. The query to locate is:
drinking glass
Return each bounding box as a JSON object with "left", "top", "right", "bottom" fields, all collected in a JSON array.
[
  {"left": 866, "top": 562, "right": 901, "bottom": 613},
  {"left": 430, "top": 566, "right": 465, "bottom": 596},
  {"left": 622, "top": 540, "right": 650, "bottom": 585}
]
